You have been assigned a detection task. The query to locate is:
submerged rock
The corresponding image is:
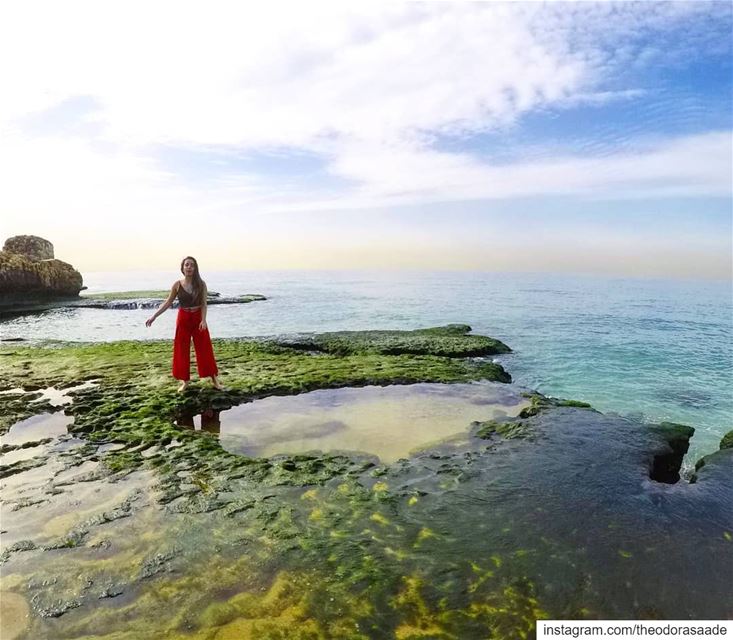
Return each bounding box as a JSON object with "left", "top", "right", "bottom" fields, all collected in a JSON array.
[{"left": 0, "top": 591, "right": 30, "bottom": 640}]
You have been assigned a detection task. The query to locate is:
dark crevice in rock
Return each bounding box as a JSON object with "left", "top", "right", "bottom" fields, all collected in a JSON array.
[{"left": 649, "top": 422, "right": 694, "bottom": 484}]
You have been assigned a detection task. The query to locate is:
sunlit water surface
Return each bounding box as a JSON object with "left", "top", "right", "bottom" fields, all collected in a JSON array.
[{"left": 1, "top": 270, "right": 731, "bottom": 462}]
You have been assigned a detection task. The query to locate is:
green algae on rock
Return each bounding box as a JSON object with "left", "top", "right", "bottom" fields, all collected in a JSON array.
[
  {"left": 473, "top": 418, "right": 533, "bottom": 440},
  {"left": 2, "top": 325, "right": 730, "bottom": 639},
  {"left": 278, "top": 324, "right": 511, "bottom": 359},
  {"left": 516, "top": 391, "right": 594, "bottom": 419},
  {"left": 0, "top": 326, "right": 512, "bottom": 488},
  {"left": 0, "top": 391, "right": 58, "bottom": 434},
  {"left": 720, "top": 429, "right": 733, "bottom": 451}
]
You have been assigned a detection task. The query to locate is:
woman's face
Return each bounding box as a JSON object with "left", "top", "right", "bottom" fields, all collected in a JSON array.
[{"left": 182, "top": 259, "right": 196, "bottom": 276}]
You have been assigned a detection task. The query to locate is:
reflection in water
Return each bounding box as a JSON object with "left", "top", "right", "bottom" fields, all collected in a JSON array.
[
  {"left": 177, "top": 408, "right": 221, "bottom": 435},
  {"left": 0, "top": 382, "right": 97, "bottom": 450},
  {"left": 204, "top": 382, "right": 530, "bottom": 463},
  {"left": 0, "top": 412, "right": 72, "bottom": 447}
]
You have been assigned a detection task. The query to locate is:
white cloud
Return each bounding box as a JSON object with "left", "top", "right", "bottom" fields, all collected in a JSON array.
[
  {"left": 2, "top": 128, "right": 728, "bottom": 241},
  {"left": 2, "top": 2, "right": 727, "bottom": 150},
  {"left": 0, "top": 2, "right": 589, "bottom": 148},
  {"left": 0, "top": 1, "right": 730, "bottom": 243},
  {"left": 554, "top": 89, "right": 646, "bottom": 108},
  {"left": 297, "top": 130, "right": 732, "bottom": 211}
]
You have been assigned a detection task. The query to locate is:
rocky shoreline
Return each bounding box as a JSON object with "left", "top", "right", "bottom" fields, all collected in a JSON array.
[
  {"left": 0, "top": 326, "right": 731, "bottom": 639},
  {"left": 0, "top": 235, "right": 267, "bottom": 317},
  {"left": 0, "top": 290, "right": 268, "bottom": 317}
]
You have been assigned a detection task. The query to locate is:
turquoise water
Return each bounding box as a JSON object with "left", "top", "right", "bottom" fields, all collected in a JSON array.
[{"left": 1, "top": 270, "right": 731, "bottom": 462}]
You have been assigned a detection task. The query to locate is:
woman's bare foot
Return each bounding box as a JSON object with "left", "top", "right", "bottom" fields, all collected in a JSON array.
[
  {"left": 210, "top": 376, "right": 223, "bottom": 390},
  {"left": 177, "top": 381, "right": 189, "bottom": 393}
]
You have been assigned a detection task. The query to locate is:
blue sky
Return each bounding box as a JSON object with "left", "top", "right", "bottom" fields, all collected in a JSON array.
[{"left": 0, "top": 1, "right": 730, "bottom": 277}]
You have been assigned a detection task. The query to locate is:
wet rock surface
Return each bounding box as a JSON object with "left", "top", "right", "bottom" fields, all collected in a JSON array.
[
  {"left": 0, "top": 289, "right": 266, "bottom": 316},
  {"left": 0, "top": 326, "right": 731, "bottom": 638},
  {"left": 75, "top": 290, "right": 267, "bottom": 309}
]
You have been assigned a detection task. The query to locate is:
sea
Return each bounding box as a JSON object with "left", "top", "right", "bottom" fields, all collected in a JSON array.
[{"left": 1, "top": 269, "right": 731, "bottom": 465}]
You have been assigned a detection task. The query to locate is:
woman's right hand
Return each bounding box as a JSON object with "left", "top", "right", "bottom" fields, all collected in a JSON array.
[{"left": 145, "top": 316, "right": 155, "bottom": 327}]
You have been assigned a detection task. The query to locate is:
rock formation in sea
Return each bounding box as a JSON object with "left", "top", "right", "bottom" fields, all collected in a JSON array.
[{"left": 0, "top": 235, "right": 84, "bottom": 306}]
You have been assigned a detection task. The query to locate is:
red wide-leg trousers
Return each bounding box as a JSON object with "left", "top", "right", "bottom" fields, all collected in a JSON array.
[{"left": 172, "top": 308, "right": 219, "bottom": 381}]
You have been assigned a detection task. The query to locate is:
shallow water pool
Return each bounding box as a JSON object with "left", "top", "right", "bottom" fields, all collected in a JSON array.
[{"left": 180, "top": 382, "right": 530, "bottom": 463}]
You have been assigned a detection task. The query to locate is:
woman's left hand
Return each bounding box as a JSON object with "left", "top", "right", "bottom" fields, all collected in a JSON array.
[{"left": 199, "top": 320, "right": 208, "bottom": 331}]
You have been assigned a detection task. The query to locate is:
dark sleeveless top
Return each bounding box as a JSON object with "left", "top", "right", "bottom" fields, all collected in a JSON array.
[{"left": 176, "top": 282, "right": 200, "bottom": 309}]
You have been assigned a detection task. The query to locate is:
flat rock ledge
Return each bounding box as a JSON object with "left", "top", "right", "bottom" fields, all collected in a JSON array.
[
  {"left": 76, "top": 291, "right": 267, "bottom": 310},
  {"left": 0, "top": 290, "right": 267, "bottom": 316}
]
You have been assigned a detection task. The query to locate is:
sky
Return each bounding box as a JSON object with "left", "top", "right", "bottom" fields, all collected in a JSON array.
[{"left": 0, "top": 1, "right": 731, "bottom": 278}]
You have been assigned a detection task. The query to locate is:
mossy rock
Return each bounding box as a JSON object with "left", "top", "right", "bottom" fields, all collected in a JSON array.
[
  {"left": 720, "top": 430, "right": 733, "bottom": 451},
  {"left": 474, "top": 419, "right": 532, "bottom": 440},
  {"left": 518, "top": 392, "right": 593, "bottom": 418},
  {"left": 0, "top": 326, "right": 512, "bottom": 486},
  {"left": 279, "top": 325, "right": 511, "bottom": 358},
  {"left": 414, "top": 324, "right": 473, "bottom": 335},
  {"left": 557, "top": 399, "right": 592, "bottom": 408},
  {"left": 649, "top": 422, "right": 695, "bottom": 445}
]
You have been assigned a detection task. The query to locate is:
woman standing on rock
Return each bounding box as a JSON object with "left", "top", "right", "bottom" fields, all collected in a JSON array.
[{"left": 145, "top": 256, "right": 223, "bottom": 393}]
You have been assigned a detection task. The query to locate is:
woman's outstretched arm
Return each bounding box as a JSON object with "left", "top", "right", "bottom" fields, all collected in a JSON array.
[{"left": 145, "top": 282, "right": 178, "bottom": 327}]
